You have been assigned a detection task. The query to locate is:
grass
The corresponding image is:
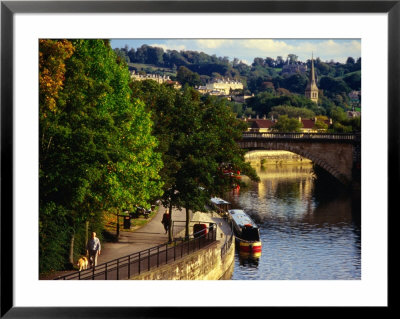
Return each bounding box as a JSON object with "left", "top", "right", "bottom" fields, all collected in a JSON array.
[
  {"left": 103, "top": 208, "right": 158, "bottom": 235},
  {"left": 128, "top": 63, "right": 176, "bottom": 76},
  {"left": 337, "top": 70, "right": 361, "bottom": 80}
]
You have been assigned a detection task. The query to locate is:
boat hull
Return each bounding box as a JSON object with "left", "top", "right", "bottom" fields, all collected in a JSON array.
[{"left": 237, "top": 239, "right": 262, "bottom": 253}]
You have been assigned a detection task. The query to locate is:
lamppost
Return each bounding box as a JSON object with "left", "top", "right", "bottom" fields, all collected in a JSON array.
[{"left": 116, "top": 212, "right": 120, "bottom": 240}]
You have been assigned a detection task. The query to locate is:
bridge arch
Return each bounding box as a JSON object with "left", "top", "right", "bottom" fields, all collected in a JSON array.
[
  {"left": 239, "top": 132, "right": 360, "bottom": 186},
  {"left": 244, "top": 144, "right": 347, "bottom": 184}
]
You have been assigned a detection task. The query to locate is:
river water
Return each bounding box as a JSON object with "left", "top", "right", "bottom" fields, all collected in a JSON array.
[{"left": 225, "top": 163, "right": 361, "bottom": 280}]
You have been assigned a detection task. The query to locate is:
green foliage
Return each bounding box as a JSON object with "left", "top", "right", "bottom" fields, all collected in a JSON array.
[
  {"left": 246, "top": 91, "right": 322, "bottom": 117},
  {"left": 115, "top": 46, "right": 360, "bottom": 119},
  {"left": 130, "top": 82, "right": 259, "bottom": 238},
  {"left": 314, "top": 120, "right": 328, "bottom": 131},
  {"left": 319, "top": 76, "right": 351, "bottom": 96},
  {"left": 39, "top": 203, "right": 71, "bottom": 273},
  {"left": 39, "top": 39, "right": 163, "bottom": 272},
  {"left": 176, "top": 66, "right": 201, "bottom": 87},
  {"left": 328, "top": 106, "right": 360, "bottom": 132},
  {"left": 271, "top": 115, "right": 303, "bottom": 132},
  {"left": 268, "top": 105, "right": 315, "bottom": 119},
  {"left": 343, "top": 72, "right": 361, "bottom": 91},
  {"left": 281, "top": 73, "right": 308, "bottom": 94}
]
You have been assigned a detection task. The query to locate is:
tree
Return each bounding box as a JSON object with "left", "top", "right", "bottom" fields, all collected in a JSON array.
[
  {"left": 319, "top": 76, "right": 351, "bottom": 96},
  {"left": 330, "top": 106, "right": 348, "bottom": 122},
  {"left": 39, "top": 39, "right": 163, "bottom": 272},
  {"left": 281, "top": 74, "right": 308, "bottom": 94},
  {"left": 265, "top": 57, "right": 276, "bottom": 67},
  {"left": 343, "top": 72, "right": 361, "bottom": 91},
  {"left": 268, "top": 105, "right": 315, "bottom": 119},
  {"left": 39, "top": 39, "right": 75, "bottom": 117},
  {"left": 314, "top": 120, "right": 328, "bottom": 131},
  {"left": 271, "top": 115, "right": 303, "bottom": 132},
  {"left": 287, "top": 54, "right": 298, "bottom": 64},
  {"left": 252, "top": 57, "right": 265, "bottom": 67},
  {"left": 346, "top": 57, "right": 355, "bottom": 65},
  {"left": 176, "top": 66, "right": 201, "bottom": 87},
  {"left": 130, "top": 82, "right": 259, "bottom": 240}
]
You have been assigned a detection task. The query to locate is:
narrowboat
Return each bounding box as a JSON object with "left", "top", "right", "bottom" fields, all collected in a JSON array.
[{"left": 228, "top": 209, "right": 262, "bottom": 254}]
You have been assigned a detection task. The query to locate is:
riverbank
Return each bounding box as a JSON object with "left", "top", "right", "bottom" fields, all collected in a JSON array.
[
  {"left": 40, "top": 206, "right": 232, "bottom": 280},
  {"left": 40, "top": 206, "right": 188, "bottom": 280}
]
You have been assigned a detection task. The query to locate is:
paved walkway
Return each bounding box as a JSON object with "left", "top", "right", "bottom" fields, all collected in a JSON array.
[
  {"left": 99, "top": 206, "right": 191, "bottom": 264},
  {"left": 49, "top": 205, "right": 232, "bottom": 280}
]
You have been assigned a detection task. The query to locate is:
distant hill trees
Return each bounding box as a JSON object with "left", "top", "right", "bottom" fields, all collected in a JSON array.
[{"left": 114, "top": 44, "right": 361, "bottom": 132}]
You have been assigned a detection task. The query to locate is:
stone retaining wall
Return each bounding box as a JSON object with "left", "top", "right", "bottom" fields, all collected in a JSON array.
[{"left": 129, "top": 239, "right": 235, "bottom": 280}]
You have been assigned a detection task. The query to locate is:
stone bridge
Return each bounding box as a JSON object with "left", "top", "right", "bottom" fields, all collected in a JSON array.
[{"left": 239, "top": 132, "right": 361, "bottom": 185}]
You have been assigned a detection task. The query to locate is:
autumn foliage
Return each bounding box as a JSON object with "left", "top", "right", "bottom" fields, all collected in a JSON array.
[{"left": 39, "top": 39, "right": 74, "bottom": 116}]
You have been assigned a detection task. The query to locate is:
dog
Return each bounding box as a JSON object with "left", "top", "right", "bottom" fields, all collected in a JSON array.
[{"left": 77, "top": 256, "right": 88, "bottom": 271}]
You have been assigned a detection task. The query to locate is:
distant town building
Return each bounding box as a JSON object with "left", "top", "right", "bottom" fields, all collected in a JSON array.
[
  {"left": 348, "top": 90, "right": 361, "bottom": 110},
  {"left": 298, "top": 117, "right": 332, "bottom": 133},
  {"left": 347, "top": 110, "right": 361, "bottom": 118},
  {"left": 245, "top": 118, "right": 276, "bottom": 132},
  {"left": 281, "top": 62, "right": 307, "bottom": 76},
  {"left": 304, "top": 54, "right": 319, "bottom": 104},
  {"left": 131, "top": 71, "right": 181, "bottom": 89},
  {"left": 231, "top": 94, "right": 254, "bottom": 103},
  {"left": 204, "top": 78, "right": 243, "bottom": 95},
  {"left": 131, "top": 70, "right": 171, "bottom": 83},
  {"left": 244, "top": 116, "right": 332, "bottom": 133}
]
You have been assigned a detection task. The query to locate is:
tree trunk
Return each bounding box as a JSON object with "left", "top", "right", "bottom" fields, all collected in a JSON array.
[
  {"left": 69, "top": 232, "right": 75, "bottom": 265},
  {"left": 185, "top": 207, "right": 190, "bottom": 240},
  {"left": 116, "top": 213, "right": 120, "bottom": 240},
  {"left": 168, "top": 202, "right": 173, "bottom": 243},
  {"left": 85, "top": 220, "right": 89, "bottom": 248}
]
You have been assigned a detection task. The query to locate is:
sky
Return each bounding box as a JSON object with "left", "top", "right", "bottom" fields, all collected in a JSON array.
[{"left": 110, "top": 39, "right": 361, "bottom": 65}]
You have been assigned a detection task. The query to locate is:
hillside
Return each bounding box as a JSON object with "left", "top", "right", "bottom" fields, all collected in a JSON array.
[{"left": 114, "top": 44, "right": 361, "bottom": 131}]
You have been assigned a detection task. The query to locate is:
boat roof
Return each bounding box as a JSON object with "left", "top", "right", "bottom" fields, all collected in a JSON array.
[
  {"left": 228, "top": 209, "right": 258, "bottom": 228},
  {"left": 210, "top": 197, "right": 230, "bottom": 205}
]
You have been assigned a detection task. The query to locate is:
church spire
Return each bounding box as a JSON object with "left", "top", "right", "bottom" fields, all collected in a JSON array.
[
  {"left": 311, "top": 52, "right": 316, "bottom": 84},
  {"left": 305, "top": 53, "right": 318, "bottom": 103}
]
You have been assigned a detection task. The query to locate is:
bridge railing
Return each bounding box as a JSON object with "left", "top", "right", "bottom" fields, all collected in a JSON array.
[{"left": 242, "top": 132, "right": 359, "bottom": 141}]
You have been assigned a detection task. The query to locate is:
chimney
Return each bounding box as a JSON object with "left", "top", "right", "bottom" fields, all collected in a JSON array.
[
  {"left": 256, "top": 115, "right": 259, "bottom": 119},
  {"left": 263, "top": 114, "right": 266, "bottom": 119},
  {"left": 314, "top": 117, "right": 317, "bottom": 123},
  {"left": 298, "top": 117, "right": 302, "bottom": 123},
  {"left": 329, "top": 118, "right": 333, "bottom": 125}
]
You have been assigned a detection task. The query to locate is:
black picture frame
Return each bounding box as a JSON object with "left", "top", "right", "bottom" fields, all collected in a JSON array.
[{"left": 1, "top": 0, "right": 395, "bottom": 317}]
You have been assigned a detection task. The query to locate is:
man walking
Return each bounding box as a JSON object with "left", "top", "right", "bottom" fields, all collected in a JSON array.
[
  {"left": 86, "top": 231, "right": 101, "bottom": 268},
  {"left": 161, "top": 210, "right": 171, "bottom": 234}
]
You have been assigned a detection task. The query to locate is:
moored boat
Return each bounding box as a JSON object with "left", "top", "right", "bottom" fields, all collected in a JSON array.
[
  {"left": 209, "top": 197, "right": 231, "bottom": 217},
  {"left": 228, "top": 209, "right": 262, "bottom": 254}
]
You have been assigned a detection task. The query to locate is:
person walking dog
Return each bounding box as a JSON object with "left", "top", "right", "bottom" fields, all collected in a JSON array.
[{"left": 86, "top": 231, "right": 101, "bottom": 268}]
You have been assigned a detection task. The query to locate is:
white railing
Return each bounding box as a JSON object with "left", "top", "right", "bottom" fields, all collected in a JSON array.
[{"left": 242, "top": 132, "right": 358, "bottom": 141}]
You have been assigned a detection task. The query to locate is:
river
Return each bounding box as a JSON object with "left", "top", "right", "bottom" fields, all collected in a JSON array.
[{"left": 225, "top": 163, "right": 361, "bottom": 280}]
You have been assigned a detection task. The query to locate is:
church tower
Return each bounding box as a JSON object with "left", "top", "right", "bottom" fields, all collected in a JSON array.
[{"left": 305, "top": 54, "right": 318, "bottom": 103}]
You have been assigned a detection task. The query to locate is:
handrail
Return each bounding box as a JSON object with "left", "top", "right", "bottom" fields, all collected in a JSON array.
[
  {"left": 241, "top": 132, "right": 359, "bottom": 141},
  {"left": 55, "top": 221, "right": 216, "bottom": 280}
]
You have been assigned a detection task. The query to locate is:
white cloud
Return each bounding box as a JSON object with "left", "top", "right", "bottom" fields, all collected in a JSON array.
[
  {"left": 195, "top": 39, "right": 234, "bottom": 49},
  {"left": 113, "top": 38, "right": 360, "bottom": 64},
  {"left": 151, "top": 43, "right": 187, "bottom": 52}
]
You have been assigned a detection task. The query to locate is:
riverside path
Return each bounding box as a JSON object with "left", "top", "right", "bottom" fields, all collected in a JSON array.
[{"left": 51, "top": 205, "right": 233, "bottom": 280}]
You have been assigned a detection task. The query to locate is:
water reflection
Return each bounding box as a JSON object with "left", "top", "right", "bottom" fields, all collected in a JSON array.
[
  {"left": 226, "top": 164, "right": 361, "bottom": 280},
  {"left": 238, "top": 251, "right": 261, "bottom": 267}
]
